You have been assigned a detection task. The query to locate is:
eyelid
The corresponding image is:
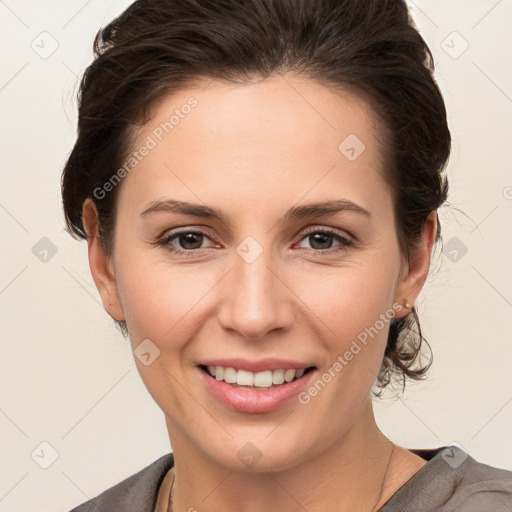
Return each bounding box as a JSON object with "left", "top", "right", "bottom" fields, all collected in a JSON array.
[{"left": 298, "top": 225, "right": 353, "bottom": 241}]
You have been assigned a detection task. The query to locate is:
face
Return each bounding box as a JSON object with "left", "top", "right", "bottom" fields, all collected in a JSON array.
[{"left": 86, "top": 74, "right": 431, "bottom": 472}]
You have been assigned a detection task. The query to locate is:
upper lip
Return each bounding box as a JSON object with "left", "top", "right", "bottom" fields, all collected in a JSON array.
[{"left": 198, "top": 358, "right": 315, "bottom": 373}]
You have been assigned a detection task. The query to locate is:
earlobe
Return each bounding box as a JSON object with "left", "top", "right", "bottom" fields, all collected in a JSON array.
[
  {"left": 394, "top": 211, "right": 438, "bottom": 319},
  {"left": 82, "top": 198, "right": 125, "bottom": 321}
]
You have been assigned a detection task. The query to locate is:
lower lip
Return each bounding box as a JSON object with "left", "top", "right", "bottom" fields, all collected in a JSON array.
[{"left": 197, "top": 367, "right": 316, "bottom": 413}]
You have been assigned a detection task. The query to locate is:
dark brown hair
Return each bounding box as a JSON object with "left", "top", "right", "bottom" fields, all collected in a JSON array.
[{"left": 61, "top": 0, "right": 450, "bottom": 394}]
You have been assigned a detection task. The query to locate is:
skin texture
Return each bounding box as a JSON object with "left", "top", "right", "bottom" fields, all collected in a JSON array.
[{"left": 82, "top": 74, "right": 436, "bottom": 511}]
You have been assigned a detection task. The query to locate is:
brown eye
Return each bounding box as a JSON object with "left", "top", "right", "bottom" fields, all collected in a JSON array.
[
  {"left": 175, "top": 232, "right": 205, "bottom": 250},
  {"left": 297, "top": 228, "right": 354, "bottom": 253},
  {"left": 308, "top": 232, "right": 336, "bottom": 250},
  {"left": 157, "top": 228, "right": 217, "bottom": 255}
]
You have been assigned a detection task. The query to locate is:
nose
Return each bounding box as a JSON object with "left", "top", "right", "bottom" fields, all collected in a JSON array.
[{"left": 217, "top": 242, "right": 295, "bottom": 341}]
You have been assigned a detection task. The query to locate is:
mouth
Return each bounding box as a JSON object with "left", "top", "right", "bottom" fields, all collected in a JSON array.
[
  {"left": 197, "top": 363, "right": 317, "bottom": 413},
  {"left": 198, "top": 364, "right": 316, "bottom": 391}
]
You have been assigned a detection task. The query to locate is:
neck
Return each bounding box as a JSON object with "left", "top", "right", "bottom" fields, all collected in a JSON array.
[{"left": 165, "top": 401, "right": 400, "bottom": 512}]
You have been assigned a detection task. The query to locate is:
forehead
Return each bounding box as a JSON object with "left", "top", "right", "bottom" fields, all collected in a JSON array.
[{"left": 120, "top": 74, "right": 390, "bottom": 218}]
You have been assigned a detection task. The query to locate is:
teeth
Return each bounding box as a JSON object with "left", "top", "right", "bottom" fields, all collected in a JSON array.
[
  {"left": 284, "top": 369, "right": 296, "bottom": 382},
  {"left": 223, "top": 367, "right": 237, "bottom": 384},
  {"left": 253, "top": 370, "right": 273, "bottom": 388},
  {"left": 236, "top": 369, "right": 254, "bottom": 386},
  {"left": 215, "top": 366, "right": 224, "bottom": 381},
  {"left": 205, "top": 365, "right": 309, "bottom": 387},
  {"left": 272, "top": 369, "right": 285, "bottom": 385}
]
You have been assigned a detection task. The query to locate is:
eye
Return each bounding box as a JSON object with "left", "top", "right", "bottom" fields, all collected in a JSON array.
[
  {"left": 156, "top": 228, "right": 217, "bottom": 255},
  {"left": 296, "top": 227, "right": 354, "bottom": 253},
  {"left": 154, "top": 226, "right": 354, "bottom": 256}
]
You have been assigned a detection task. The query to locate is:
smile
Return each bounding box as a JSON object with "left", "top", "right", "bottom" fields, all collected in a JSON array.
[
  {"left": 202, "top": 365, "right": 312, "bottom": 389},
  {"left": 197, "top": 364, "right": 317, "bottom": 413}
]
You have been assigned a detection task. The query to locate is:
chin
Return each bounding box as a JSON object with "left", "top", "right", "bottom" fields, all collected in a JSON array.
[{"left": 203, "top": 430, "right": 316, "bottom": 474}]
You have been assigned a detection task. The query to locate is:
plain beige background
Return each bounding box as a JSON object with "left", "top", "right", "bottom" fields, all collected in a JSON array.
[{"left": 0, "top": 1, "right": 511, "bottom": 511}]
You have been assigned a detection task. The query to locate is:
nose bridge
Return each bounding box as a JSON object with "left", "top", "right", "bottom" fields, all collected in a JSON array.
[{"left": 218, "top": 235, "right": 292, "bottom": 340}]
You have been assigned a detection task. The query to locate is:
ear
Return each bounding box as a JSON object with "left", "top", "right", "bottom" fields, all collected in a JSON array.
[
  {"left": 393, "top": 210, "right": 437, "bottom": 319},
  {"left": 82, "top": 198, "right": 125, "bottom": 321}
]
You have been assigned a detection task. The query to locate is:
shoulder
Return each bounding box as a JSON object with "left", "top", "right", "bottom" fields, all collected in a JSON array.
[
  {"left": 68, "top": 453, "right": 174, "bottom": 512},
  {"left": 381, "top": 446, "right": 512, "bottom": 512},
  {"left": 443, "top": 447, "right": 512, "bottom": 511}
]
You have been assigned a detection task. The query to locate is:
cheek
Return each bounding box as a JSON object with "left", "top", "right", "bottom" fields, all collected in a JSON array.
[
  {"left": 297, "top": 256, "right": 399, "bottom": 404},
  {"left": 114, "top": 255, "right": 222, "bottom": 346},
  {"left": 114, "top": 261, "right": 212, "bottom": 404},
  {"left": 299, "top": 259, "right": 398, "bottom": 338}
]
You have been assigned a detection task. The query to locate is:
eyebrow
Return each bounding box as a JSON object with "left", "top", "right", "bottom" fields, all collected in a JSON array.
[{"left": 140, "top": 198, "right": 371, "bottom": 222}]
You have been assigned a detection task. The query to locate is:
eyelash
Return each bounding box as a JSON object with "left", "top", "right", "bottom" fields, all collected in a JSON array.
[{"left": 154, "top": 226, "right": 355, "bottom": 257}]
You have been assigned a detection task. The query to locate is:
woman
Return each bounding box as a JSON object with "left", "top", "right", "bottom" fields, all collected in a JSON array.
[{"left": 62, "top": 0, "right": 512, "bottom": 510}]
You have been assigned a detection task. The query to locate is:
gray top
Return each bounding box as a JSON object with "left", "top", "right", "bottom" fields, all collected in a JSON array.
[{"left": 69, "top": 446, "right": 512, "bottom": 511}]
